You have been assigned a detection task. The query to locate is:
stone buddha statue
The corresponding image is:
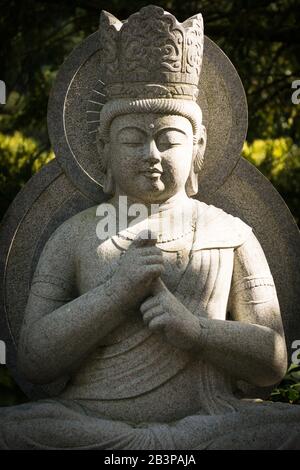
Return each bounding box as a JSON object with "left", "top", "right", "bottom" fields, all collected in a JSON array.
[{"left": 0, "top": 5, "right": 300, "bottom": 450}]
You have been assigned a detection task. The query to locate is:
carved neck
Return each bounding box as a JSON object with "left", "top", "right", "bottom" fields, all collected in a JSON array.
[{"left": 110, "top": 189, "right": 191, "bottom": 214}]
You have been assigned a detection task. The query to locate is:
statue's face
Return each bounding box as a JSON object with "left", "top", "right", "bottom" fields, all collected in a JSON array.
[{"left": 108, "top": 113, "right": 194, "bottom": 203}]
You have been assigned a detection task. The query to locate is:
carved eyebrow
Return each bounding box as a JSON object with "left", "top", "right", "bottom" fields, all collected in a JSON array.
[
  {"left": 117, "top": 126, "right": 147, "bottom": 137},
  {"left": 155, "top": 127, "right": 188, "bottom": 138}
]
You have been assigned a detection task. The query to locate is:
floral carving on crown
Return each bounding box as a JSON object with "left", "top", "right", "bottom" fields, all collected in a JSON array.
[{"left": 99, "top": 5, "right": 204, "bottom": 101}]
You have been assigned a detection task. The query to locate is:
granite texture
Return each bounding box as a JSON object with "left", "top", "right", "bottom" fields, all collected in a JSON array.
[
  {"left": 0, "top": 5, "right": 300, "bottom": 450},
  {"left": 47, "top": 34, "right": 247, "bottom": 201},
  {"left": 0, "top": 160, "right": 99, "bottom": 398}
]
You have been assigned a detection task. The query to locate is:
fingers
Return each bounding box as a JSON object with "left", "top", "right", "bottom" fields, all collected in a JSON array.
[
  {"left": 142, "top": 306, "right": 164, "bottom": 323},
  {"left": 139, "top": 246, "right": 162, "bottom": 257},
  {"left": 140, "top": 296, "right": 160, "bottom": 313},
  {"left": 140, "top": 297, "right": 169, "bottom": 331},
  {"left": 144, "top": 255, "right": 164, "bottom": 265},
  {"left": 123, "top": 245, "right": 163, "bottom": 270},
  {"left": 148, "top": 314, "right": 170, "bottom": 332},
  {"left": 152, "top": 277, "right": 167, "bottom": 295},
  {"left": 143, "top": 264, "right": 165, "bottom": 279}
]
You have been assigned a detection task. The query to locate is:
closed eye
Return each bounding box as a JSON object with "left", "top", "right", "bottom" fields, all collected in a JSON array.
[
  {"left": 157, "top": 141, "right": 182, "bottom": 151},
  {"left": 156, "top": 130, "right": 187, "bottom": 151},
  {"left": 118, "top": 127, "right": 146, "bottom": 145}
]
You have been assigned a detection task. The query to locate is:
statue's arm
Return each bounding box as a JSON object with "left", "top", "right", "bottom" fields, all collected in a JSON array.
[
  {"left": 17, "top": 221, "right": 129, "bottom": 385},
  {"left": 141, "top": 232, "right": 287, "bottom": 387},
  {"left": 195, "top": 232, "right": 287, "bottom": 387}
]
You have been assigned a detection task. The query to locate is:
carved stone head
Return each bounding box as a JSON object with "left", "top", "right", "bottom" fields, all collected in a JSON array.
[{"left": 96, "top": 6, "right": 207, "bottom": 199}]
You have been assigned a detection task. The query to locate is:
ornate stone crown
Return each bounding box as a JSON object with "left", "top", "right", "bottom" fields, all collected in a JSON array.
[{"left": 99, "top": 5, "right": 204, "bottom": 101}]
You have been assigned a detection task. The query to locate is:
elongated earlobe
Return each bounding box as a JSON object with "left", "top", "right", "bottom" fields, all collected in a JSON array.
[
  {"left": 96, "top": 131, "right": 115, "bottom": 194},
  {"left": 185, "top": 125, "right": 207, "bottom": 196},
  {"left": 194, "top": 125, "right": 206, "bottom": 172},
  {"left": 96, "top": 133, "right": 108, "bottom": 174},
  {"left": 185, "top": 167, "right": 198, "bottom": 196},
  {"left": 103, "top": 167, "right": 116, "bottom": 195}
]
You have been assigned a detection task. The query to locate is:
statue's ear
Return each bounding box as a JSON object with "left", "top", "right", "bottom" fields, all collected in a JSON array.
[
  {"left": 193, "top": 124, "right": 207, "bottom": 173},
  {"left": 102, "top": 167, "right": 116, "bottom": 195},
  {"left": 96, "top": 132, "right": 115, "bottom": 195},
  {"left": 96, "top": 132, "right": 109, "bottom": 174},
  {"left": 185, "top": 124, "right": 207, "bottom": 196}
]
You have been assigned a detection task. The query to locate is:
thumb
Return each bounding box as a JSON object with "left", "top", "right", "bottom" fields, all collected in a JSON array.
[
  {"left": 152, "top": 277, "right": 168, "bottom": 295},
  {"left": 132, "top": 229, "right": 158, "bottom": 248}
]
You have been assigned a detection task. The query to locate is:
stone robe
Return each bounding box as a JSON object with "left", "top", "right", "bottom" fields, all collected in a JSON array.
[{"left": 1, "top": 201, "right": 300, "bottom": 449}]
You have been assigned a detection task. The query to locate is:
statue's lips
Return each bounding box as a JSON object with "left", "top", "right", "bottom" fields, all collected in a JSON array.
[{"left": 140, "top": 169, "right": 163, "bottom": 178}]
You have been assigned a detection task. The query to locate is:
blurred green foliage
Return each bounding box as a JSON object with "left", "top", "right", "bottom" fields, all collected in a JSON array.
[
  {"left": 0, "top": 0, "right": 299, "bottom": 406},
  {"left": 0, "top": 366, "right": 28, "bottom": 406},
  {"left": 0, "top": 131, "right": 54, "bottom": 217},
  {"left": 243, "top": 138, "right": 300, "bottom": 224},
  {"left": 270, "top": 363, "right": 300, "bottom": 404}
]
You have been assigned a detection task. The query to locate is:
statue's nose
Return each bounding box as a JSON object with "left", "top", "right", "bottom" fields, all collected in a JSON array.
[{"left": 144, "top": 139, "right": 161, "bottom": 163}]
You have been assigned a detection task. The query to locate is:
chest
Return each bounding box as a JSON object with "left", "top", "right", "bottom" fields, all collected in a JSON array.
[
  {"left": 75, "top": 234, "right": 234, "bottom": 317},
  {"left": 75, "top": 233, "right": 193, "bottom": 293}
]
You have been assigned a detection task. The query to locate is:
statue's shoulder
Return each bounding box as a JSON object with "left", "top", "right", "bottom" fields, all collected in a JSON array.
[
  {"left": 193, "top": 200, "right": 252, "bottom": 250},
  {"left": 42, "top": 205, "right": 98, "bottom": 254}
]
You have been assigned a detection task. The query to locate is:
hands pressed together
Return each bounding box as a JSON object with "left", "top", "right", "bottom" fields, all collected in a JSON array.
[{"left": 113, "top": 230, "right": 203, "bottom": 352}]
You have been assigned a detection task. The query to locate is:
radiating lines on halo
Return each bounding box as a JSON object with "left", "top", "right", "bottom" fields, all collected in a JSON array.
[
  {"left": 88, "top": 100, "right": 105, "bottom": 106},
  {"left": 92, "top": 89, "right": 106, "bottom": 97},
  {"left": 87, "top": 79, "right": 106, "bottom": 144}
]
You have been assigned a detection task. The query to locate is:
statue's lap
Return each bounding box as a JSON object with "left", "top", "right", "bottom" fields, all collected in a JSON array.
[
  {"left": 59, "top": 358, "right": 208, "bottom": 423},
  {"left": 1, "top": 394, "right": 300, "bottom": 451}
]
